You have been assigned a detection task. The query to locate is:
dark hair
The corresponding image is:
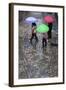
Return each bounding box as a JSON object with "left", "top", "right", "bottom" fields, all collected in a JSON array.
[{"left": 32, "top": 22, "right": 36, "bottom": 27}]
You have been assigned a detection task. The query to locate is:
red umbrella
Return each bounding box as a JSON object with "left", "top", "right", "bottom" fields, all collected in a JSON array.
[{"left": 44, "top": 15, "right": 55, "bottom": 23}]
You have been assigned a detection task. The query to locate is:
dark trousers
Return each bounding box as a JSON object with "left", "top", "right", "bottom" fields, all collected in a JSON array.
[
  {"left": 42, "top": 38, "right": 47, "bottom": 47},
  {"left": 30, "top": 33, "right": 38, "bottom": 42},
  {"left": 48, "top": 23, "right": 52, "bottom": 39},
  {"left": 48, "top": 30, "right": 51, "bottom": 39}
]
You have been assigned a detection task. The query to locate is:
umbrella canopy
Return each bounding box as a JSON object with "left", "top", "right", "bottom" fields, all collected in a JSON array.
[
  {"left": 44, "top": 15, "right": 54, "bottom": 23},
  {"left": 25, "top": 17, "right": 38, "bottom": 24},
  {"left": 36, "top": 24, "right": 49, "bottom": 33}
]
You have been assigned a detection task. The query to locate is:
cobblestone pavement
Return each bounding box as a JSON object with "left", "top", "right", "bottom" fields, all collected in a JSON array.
[{"left": 19, "top": 24, "right": 58, "bottom": 79}]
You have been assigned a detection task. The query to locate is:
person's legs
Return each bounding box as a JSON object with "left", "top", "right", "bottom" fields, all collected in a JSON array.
[
  {"left": 34, "top": 33, "right": 38, "bottom": 42},
  {"left": 45, "top": 39, "right": 47, "bottom": 46},
  {"left": 42, "top": 38, "right": 47, "bottom": 47},
  {"left": 48, "top": 23, "right": 52, "bottom": 39},
  {"left": 48, "top": 30, "right": 51, "bottom": 39},
  {"left": 30, "top": 33, "right": 38, "bottom": 44},
  {"left": 30, "top": 33, "right": 34, "bottom": 43}
]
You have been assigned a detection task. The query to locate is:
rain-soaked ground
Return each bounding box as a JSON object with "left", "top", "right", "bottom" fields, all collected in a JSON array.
[{"left": 19, "top": 24, "right": 58, "bottom": 79}]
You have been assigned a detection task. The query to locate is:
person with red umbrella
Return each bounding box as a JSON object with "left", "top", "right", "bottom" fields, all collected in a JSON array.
[{"left": 44, "top": 15, "right": 55, "bottom": 39}]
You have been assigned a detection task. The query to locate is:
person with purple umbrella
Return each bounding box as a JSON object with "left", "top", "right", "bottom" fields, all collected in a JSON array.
[{"left": 30, "top": 22, "right": 38, "bottom": 43}]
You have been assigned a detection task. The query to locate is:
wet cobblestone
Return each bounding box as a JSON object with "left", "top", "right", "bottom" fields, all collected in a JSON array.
[{"left": 19, "top": 30, "right": 58, "bottom": 79}]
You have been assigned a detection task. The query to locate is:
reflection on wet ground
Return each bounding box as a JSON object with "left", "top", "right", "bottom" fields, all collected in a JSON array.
[{"left": 19, "top": 30, "right": 58, "bottom": 79}]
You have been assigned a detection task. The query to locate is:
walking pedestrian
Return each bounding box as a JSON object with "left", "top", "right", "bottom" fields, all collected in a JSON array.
[
  {"left": 42, "top": 33, "right": 48, "bottom": 47},
  {"left": 30, "top": 22, "right": 38, "bottom": 43}
]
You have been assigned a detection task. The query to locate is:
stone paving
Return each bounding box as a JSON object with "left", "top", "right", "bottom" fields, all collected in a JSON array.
[{"left": 19, "top": 26, "right": 58, "bottom": 79}]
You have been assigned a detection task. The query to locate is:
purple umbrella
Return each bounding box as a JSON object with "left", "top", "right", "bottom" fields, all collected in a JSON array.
[{"left": 25, "top": 17, "right": 38, "bottom": 24}]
